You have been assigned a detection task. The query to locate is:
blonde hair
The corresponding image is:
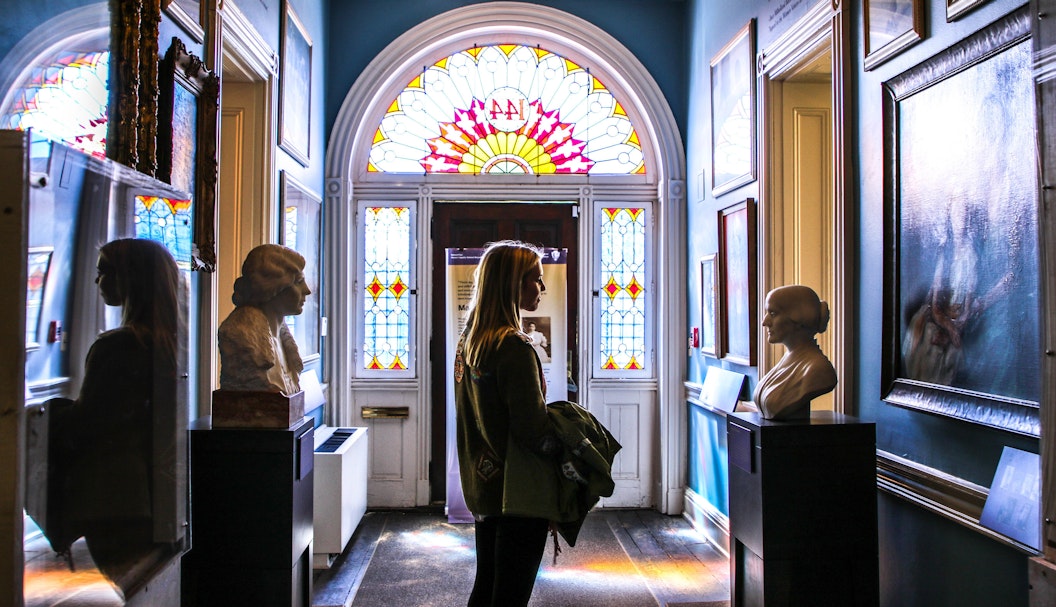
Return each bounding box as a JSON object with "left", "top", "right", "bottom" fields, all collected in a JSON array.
[{"left": 461, "top": 240, "right": 543, "bottom": 366}]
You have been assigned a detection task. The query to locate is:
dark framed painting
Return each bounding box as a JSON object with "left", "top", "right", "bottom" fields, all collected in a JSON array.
[
  {"left": 159, "top": 37, "right": 219, "bottom": 272},
  {"left": 710, "top": 20, "right": 756, "bottom": 196},
  {"left": 882, "top": 7, "right": 1039, "bottom": 437},
  {"left": 947, "top": 0, "right": 990, "bottom": 21},
  {"left": 280, "top": 0, "right": 312, "bottom": 166},
  {"left": 280, "top": 172, "right": 322, "bottom": 360},
  {"left": 718, "top": 198, "right": 757, "bottom": 366},
  {"left": 700, "top": 254, "right": 721, "bottom": 358},
  {"left": 864, "top": 0, "right": 925, "bottom": 71}
]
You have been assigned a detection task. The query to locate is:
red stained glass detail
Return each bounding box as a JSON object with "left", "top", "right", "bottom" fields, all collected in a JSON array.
[
  {"left": 625, "top": 276, "right": 643, "bottom": 300},
  {"left": 603, "top": 356, "right": 618, "bottom": 370},
  {"left": 389, "top": 275, "right": 407, "bottom": 300},
  {"left": 603, "top": 276, "right": 622, "bottom": 300},
  {"left": 367, "top": 275, "right": 385, "bottom": 302}
]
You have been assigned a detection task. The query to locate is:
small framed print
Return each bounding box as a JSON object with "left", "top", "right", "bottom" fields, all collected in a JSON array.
[
  {"left": 279, "top": 0, "right": 312, "bottom": 166},
  {"left": 947, "top": 0, "right": 990, "bottom": 21},
  {"left": 710, "top": 20, "right": 756, "bottom": 196},
  {"left": 279, "top": 172, "right": 322, "bottom": 360},
  {"left": 718, "top": 198, "right": 757, "bottom": 366},
  {"left": 864, "top": 0, "right": 925, "bottom": 71},
  {"left": 700, "top": 254, "right": 721, "bottom": 358}
]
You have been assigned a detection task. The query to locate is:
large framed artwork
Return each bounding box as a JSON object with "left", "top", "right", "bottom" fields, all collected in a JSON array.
[
  {"left": 279, "top": 172, "right": 322, "bottom": 361},
  {"left": 159, "top": 37, "right": 219, "bottom": 272},
  {"left": 700, "top": 253, "right": 721, "bottom": 358},
  {"left": 710, "top": 20, "right": 755, "bottom": 196},
  {"left": 280, "top": 0, "right": 312, "bottom": 166},
  {"left": 882, "top": 7, "right": 1038, "bottom": 437},
  {"left": 864, "top": 0, "right": 925, "bottom": 71},
  {"left": 718, "top": 199, "right": 757, "bottom": 366}
]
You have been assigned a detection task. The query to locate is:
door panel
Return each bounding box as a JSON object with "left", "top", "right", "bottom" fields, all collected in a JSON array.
[{"left": 430, "top": 202, "right": 577, "bottom": 501}]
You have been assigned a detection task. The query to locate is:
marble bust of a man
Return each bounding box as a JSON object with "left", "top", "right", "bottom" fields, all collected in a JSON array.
[
  {"left": 753, "top": 285, "right": 838, "bottom": 420},
  {"left": 217, "top": 244, "right": 311, "bottom": 395}
]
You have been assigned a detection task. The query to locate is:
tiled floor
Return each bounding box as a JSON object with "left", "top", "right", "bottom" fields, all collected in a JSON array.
[{"left": 313, "top": 508, "right": 731, "bottom": 607}]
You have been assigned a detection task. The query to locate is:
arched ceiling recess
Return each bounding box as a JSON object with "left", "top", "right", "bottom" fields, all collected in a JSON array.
[{"left": 326, "top": 1, "right": 685, "bottom": 189}]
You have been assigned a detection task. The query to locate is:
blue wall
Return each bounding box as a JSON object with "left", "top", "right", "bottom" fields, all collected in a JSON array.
[
  {"left": 687, "top": 0, "right": 1037, "bottom": 605},
  {"left": 323, "top": 0, "right": 688, "bottom": 147}
]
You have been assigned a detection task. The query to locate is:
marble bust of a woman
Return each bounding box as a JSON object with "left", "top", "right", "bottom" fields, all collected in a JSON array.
[
  {"left": 753, "top": 285, "right": 838, "bottom": 420},
  {"left": 217, "top": 244, "right": 311, "bottom": 395}
]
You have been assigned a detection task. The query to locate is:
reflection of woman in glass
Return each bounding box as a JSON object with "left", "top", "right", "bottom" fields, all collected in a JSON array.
[{"left": 46, "top": 238, "right": 181, "bottom": 598}]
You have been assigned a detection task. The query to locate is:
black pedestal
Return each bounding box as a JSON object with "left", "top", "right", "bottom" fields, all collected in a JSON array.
[
  {"left": 182, "top": 416, "right": 314, "bottom": 607},
  {"left": 727, "top": 411, "right": 878, "bottom": 607}
]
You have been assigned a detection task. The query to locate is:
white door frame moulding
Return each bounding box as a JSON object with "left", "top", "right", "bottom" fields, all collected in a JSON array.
[
  {"left": 325, "top": 2, "right": 687, "bottom": 512},
  {"left": 758, "top": 0, "right": 854, "bottom": 413}
]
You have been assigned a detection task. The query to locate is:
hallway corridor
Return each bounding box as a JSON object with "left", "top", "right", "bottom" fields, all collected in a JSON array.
[{"left": 313, "top": 509, "right": 731, "bottom": 607}]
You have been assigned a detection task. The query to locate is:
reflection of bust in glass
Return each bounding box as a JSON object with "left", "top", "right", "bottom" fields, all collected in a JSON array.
[
  {"left": 753, "top": 285, "right": 838, "bottom": 420},
  {"left": 218, "top": 244, "right": 310, "bottom": 394},
  {"left": 45, "top": 238, "right": 182, "bottom": 596},
  {"left": 524, "top": 320, "right": 550, "bottom": 362}
]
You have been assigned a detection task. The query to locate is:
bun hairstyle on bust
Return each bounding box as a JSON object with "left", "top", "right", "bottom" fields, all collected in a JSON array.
[
  {"left": 776, "top": 284, "right": 830, "bottom": 335},
  {"left": 232, "top": 244, "right": 306, "bottom": 307}
]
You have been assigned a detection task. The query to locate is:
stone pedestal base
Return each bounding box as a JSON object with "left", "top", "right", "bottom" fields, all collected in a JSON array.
[{"left": 212, "top": 390, "right": 304, "bottom": 428}]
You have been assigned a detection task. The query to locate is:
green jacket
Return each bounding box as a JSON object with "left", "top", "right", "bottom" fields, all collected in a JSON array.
[
  {"left": 454, "top": 333, "right": 621, "bottom": 546},
  {"left": 454, "top": 332, "right": 556, "bottom": 518}
]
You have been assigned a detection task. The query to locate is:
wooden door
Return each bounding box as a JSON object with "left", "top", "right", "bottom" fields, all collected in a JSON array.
[{"left": 429, "top": 202, "right": 577, "bottom": 501}]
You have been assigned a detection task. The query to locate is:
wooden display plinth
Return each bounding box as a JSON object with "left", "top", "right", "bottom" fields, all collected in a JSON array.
[
  {"left": 727, "top": 411, "right": 878, "bottom": 607},
  {"left": 212, "top": 389, "right": 304, "bottom": 428}
]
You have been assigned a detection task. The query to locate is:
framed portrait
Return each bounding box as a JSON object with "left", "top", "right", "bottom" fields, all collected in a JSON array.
[
  {"left": 947, "top": 0, "right": 990, "bottom": 21},
  {"left": 280, "top": 0, "right": 312, "bottom": 166},
  {"left": 881, "top": 8, "right": 1038, "bottom": 437},
  {"left": 159, "top": 37, "right": 219, "bottom": 272},
  {"left": 164, "top": 0, "right": 204, "bottom": 43},
  {"left": 280, "top": 172, "right": 322, "bottom": 360},
  {"left": 864, "top": 0, "right": 925, "bottom": 71},
  {"left": 710, "top": 20, "right": 756, "bottom": 196},
  {"left": 718, "top": 199, "right": 757, "bottom": 366},
  {"left": 700, "top": 254, "right": 721, "bottom": 358}
]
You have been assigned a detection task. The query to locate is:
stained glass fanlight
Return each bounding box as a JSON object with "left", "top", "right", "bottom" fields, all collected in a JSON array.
[
  {"left": 363, "top": 206, "right": 412, "bottom": 371},
  {"left": 369, "top": 44, "right": 646, "bottom": 175},
  {"left": 599, "top": 207, "right": 647, "bottom": 371},
  {"left": 3, "top": 50, "right": 109, "bottom": 158}
]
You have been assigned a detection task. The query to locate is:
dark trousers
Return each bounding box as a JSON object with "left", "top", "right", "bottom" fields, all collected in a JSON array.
[{"left": 467, "top": 515, "right": 550, "bottom": 607}]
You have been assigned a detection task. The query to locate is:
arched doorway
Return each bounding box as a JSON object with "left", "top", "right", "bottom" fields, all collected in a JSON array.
[{"left": 325, "top": 2, "right": 687, "bottom": 513}]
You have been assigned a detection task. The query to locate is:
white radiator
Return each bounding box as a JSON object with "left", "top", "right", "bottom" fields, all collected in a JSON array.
[{"left": 312, "top": 425, "right": 368, "bottom": 569}]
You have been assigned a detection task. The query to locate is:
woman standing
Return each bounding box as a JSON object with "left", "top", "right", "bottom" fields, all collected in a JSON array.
[{"left": 454, "top": 240, "right": 559, "bottom": 607}]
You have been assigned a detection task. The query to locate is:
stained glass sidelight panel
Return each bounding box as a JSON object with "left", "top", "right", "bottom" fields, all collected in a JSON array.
[
  {"left": 363, "top": 206, "right": 412, "bottom": 371},
  {"left": 599, "top": 207, "right": 646, "bottom": 371},
  {"left": 134, "top": 195, "right": 193, "bottom": 270},
  {"left": 369, "top": 44, "right": 646, "bottom": 175},
  {"left": 3, "top": 50, "right": 109, "bottom": 158}
]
